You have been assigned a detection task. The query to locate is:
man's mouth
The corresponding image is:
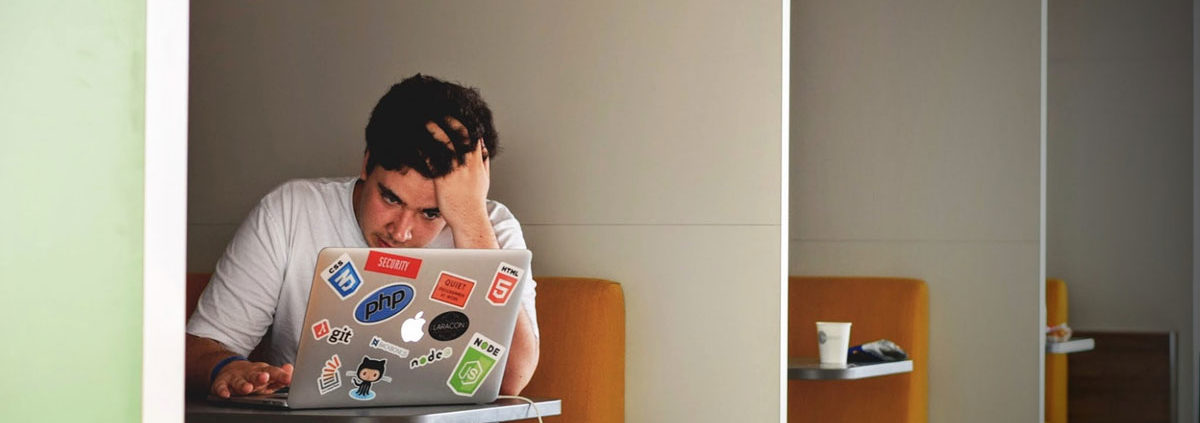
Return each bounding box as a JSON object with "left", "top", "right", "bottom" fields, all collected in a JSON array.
[{"left": 376, "top": 236, "right": 395, "bottom": 248}]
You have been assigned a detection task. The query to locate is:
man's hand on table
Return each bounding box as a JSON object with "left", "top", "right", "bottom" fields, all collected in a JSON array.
[{"left": 210, "top": 360, "right": 294, "bottom": 398}]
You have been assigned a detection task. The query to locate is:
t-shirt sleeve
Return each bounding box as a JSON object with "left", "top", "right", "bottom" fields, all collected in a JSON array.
[
  {"left": 489, "top": 202, "right": 540, "bottom": 339},
  {"left": 186, "top": 191, "right": 289, "bottom": 356}
]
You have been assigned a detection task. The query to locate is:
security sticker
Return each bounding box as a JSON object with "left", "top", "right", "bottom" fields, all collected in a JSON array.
[
  {"left": 369, "top": 336, "right": 410, "bottom": 359},
  {"left": 409, "top": 347, "right": 453, "bottom": 369},
  {"left": 447, "top": 333, "right": 506, "bottom": 396},
  {"left": 429, "top": 311, "right": 470, "bottom": 341},
  {"left": 364, "top": 251, "right": 422, "bottom": 279},
  {"left": 322, "top": 253, "right": 363, "bottom": 300},
  {"left": 430, "top": 271, "right": 475, "bottom": 309},
  {"left": 317, "top": 354, "right": 342, "bottom": 395},
  {"left": 327, "top": 325, "right": 353, "bottom": 345},
  {"left": 311, "top": 319, "right": 332, "bottom": 341},
  {"left": 486, "top": 262, "right": 524, "bottom": 306},
  {"left": 346, "top": 356, "right": 392, "bottom": 401}
]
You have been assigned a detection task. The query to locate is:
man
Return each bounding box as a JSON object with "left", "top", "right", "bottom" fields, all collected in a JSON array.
[{"left": 185, "top": 74, "right": 539, "bottom": 398}]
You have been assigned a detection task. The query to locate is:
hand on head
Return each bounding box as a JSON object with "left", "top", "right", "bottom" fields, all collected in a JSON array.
[{"left": 425, "top": 117, "right": 491, "bottom": 231}]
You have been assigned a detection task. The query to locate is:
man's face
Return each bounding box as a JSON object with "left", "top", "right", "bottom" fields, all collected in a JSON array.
[{"left": 354, "top": 161, "right": 446, "bottom": 248}]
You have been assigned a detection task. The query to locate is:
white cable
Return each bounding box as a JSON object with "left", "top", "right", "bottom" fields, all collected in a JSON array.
[{"left": 496, "top": 395, "right": 544, "bottom": 423}]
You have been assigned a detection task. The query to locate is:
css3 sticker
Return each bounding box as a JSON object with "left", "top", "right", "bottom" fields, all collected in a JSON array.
[
  {"left": 317, "top": 354, "right": 342, "bottom": 395},
  {"left": 323, "top": 253, "right": 362, "bottom": 300},
  {"left": 487, "top": 262, "right": 524, "bottom": 306},
  {"left": 447, "top": 333, "right": 506, "bottom": 396},
  {"left": 354, "top": 283, "right": 415, "bottom": 325}
]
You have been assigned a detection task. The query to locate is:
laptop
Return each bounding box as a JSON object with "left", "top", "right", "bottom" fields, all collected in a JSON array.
[{"left": 213, "top": 247, "right": 532, "bottom": 409}]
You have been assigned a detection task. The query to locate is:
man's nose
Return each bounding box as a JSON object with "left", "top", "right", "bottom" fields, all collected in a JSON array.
[{"left": 388, "top": 212, "right": 414, "bottom": 243}]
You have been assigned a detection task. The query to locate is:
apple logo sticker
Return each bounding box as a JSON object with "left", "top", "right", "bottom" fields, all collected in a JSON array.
[{"left": 401, "top": 311, "right": 427, "bottom": 342}]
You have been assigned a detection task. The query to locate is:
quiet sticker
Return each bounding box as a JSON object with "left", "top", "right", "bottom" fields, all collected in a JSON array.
[
  {"left": 447, "top": 333, "right": 506, "bottom": 397},
  {"left": 322, "top": 253, "right": 362, "bottom": 300},
  {"left": 430, "top": 271, "right": 475, "bottom": 309},
  {"left": 369, "top": 336, "right": 410, "bottom": 359},
  {"left": 486, "top": 262, "right": 524, "bottom": 306},
  {"left": 311, "top": 319, "right": 331, "bottom": 341},
  {"left": 317, "top": 354, "right": 342, "bottom": 395},
  {"left": 364, "top": 251, "right": 422, "bottom": 279}
]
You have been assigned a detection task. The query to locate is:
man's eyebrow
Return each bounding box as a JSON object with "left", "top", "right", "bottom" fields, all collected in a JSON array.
[{"left": 377, "top": 183, "right": 404, "bottom": 204}]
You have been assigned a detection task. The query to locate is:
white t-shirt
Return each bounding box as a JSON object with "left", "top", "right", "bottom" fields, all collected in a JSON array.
[{"left": 186, "top": 177, "right": 538, "bottom": 365}]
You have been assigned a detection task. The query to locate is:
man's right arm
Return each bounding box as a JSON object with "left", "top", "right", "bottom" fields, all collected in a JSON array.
[{"left": 186, "top": 334, "right": 293, "bottom": 398}]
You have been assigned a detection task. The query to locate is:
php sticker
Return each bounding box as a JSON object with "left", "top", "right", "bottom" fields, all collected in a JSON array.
[
  {"left": 317, "top": 354, "right": 342, "bottom": 395},
  {"left": 486, "top": 262, "right": 524, "bottom": 306},
  {"left": 364, "top": 251, "right": 422, "bottom": 279},
  {"left": 354, "top": 283, "right": 415, "bottom": 325},
  {"left": 322, "top": 253, "right": 363, "bottom": 300},
  {"left": 430, "top": 271, "right": 475, "bottom": 309},
  {"left": 409, "top": 347, "right": 453, "bottom": 369},
  {"left": 369, "top": 336, "right": 410, "bottom": 359},
  {"left": 429, "top": 311, "right": 470, "bottom": 341},
  {"left": 447, "top": 333, "right": 506, "bottom": 397},
  {"left": 311, "top": 319, "right": 332, "bottom": 341},
  {"left": 345, "top": 356, "right": 391, "bottom": 401},
  {"left": 328, "top": 325, "right": 353, "bottom": 345}
]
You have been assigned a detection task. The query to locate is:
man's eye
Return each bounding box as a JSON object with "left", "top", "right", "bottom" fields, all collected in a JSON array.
[
  {"left": 382, "top": 194, "right": 399, "bottom": 205},
  {"left": 422, "top": 211, "right": 441, "bottom": 220}
]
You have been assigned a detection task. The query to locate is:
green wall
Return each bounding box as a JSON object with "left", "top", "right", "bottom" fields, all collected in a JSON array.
[{"left": 0, "top": 0, "right": 145, "bottom": 421}]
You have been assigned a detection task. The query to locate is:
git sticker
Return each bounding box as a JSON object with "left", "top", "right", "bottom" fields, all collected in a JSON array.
[
  {"left": 323, "top": 253, "right": 362, "bottom": 300},
  {"left": 447, "top": 333, "right": 506, "bottom": 396},
  {"left": 430, "top": 271, "right": 475, "bottom": 309},
  {"left": 328, "top": 325, "right": 353, "bottom": 345},
  {"left": 486, "top": 262, "right": 524, "bottom": 306},
  {"left": 364, "top": 251, "right": 422, "bottom": 279},
  {"left": 311, "top": 319, "right": 332, "bottom": 341},
  {"left": 317, "top": 354, "right": 342, "bottom": 395}
]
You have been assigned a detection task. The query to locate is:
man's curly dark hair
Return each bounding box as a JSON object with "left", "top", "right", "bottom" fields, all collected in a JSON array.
[{"left": 364, "top": 74, "right": 499, "bottom": 178}]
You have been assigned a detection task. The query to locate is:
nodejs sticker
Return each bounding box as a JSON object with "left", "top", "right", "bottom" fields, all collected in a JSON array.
[
  {"left": 354, "top": 283, "right": 415, "bottom": 325},
  {"left": 369, "top": 336, "right": 410, "bottom": 359},
  {"left": 430, "top": 271, "right": 475, "bottom": 309},
  {"left": 311, "top": 319, "right": 332, "bottom": 341},
  {"left": 346, "top": 356, "right": 391, "bottom": 401},
  {"left": 447, "top": 333, "right": 506, "bottom": 397},
  {"left": 428, "top": 311, "right": 470, "bottom": 341},
  {"left": 327, "top": 325, "right": 353, "bottom": 345},
  {"left": 364, "top": 251, "right": 422, "bottom": 279},
  {"left": 409, "top": 347, "right": 453, "bottom": 369},
  {"left": 322, "top": 253, "right": 363, "bottom": 300},
  {"left": 486, "top": 262, "right": 524, "bottom": 306},
  {"left": 317, "top": 354, "right": 342, "bottom": 395}
]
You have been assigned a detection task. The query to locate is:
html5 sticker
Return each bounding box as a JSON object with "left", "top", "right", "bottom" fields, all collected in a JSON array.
[
  {"left": 364, "top": 251, "right": 422, "bottom": 279},
  {"left": 311, "top": 319, "right": 332, "bottom": 341},
  {"left": 486, "top": 262, "right": 524, "bottom": 306},
  {"left": 430, "top": 271, "right": 476, "bottom": 309}
]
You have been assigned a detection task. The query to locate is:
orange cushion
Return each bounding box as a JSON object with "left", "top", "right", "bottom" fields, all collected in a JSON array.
[{"left": 1045, "top": 279, "right": 1068, "bottom": 423}]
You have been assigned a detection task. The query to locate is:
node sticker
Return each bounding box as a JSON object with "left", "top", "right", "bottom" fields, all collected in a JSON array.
[
  {"left": 364, "top": 251, "right": 422, "bottom": 279},
  {"left": 430, "top": 271, "right": 475, "bottom": 309},
  {"left": 317, "top": 354, "right": 342, "bottom": 395},
  {"left": 447, "top": 333, "right": 506, "bottom": 396},
  {"left": 486, "top": 262, "right": 524, "bottom": 306},
  {"left": 311, "top": 319, "right": 332, "bottom": 341},
  {"left": 428, "top": 311, "right": 470, "bottom": 341},
  {"left": 369, "top": 336, "right": 410, "bottom": 359},
  {"left": 346, "top": 356, "right": 391, "bottom": 401},
  {"left": 327, "top": 325, "right": 354, "bottom": 345},
  {"left": 322, "top": 253, "right": 362, "bottom": 300},
  {"left": 354, "top": 283, "right": 415, "bottom": 325},
  {"left": 409, "top": 347, "right": 453, "bottom": 369}
]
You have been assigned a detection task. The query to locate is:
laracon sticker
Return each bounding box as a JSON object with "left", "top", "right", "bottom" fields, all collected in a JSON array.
[
  {"left": 323, "top": 253, "right": 363, "bottom": 300},
  {"left": 311, "top": 319, "right": 332, "bottom": 341},
  {"left": 430, "top": 271, "right": 475, "bottom": 309},
  {"left": 486, "top": 262, "right": 524, "bottom": 306},
  {"left": 409, "top": 347, "right": 453, "bottom": 369},
  {"left": 346, "top": 356, "right": 392, "bottom": 401},
  {"left": 317, "top": 354, "right": 342, "bottom": 395},
  {"left": 364, "top": 251, "right": 423, "bottom": 279},
  {"left": 429, "top": 311, "right": 470, "bottom": 341},
  {"left": 369, "top": 336, "right": 410, "bottom": 359},
  {"left": 327, "top": 325, "right": 353, "bottom": 345},
  {"left": 447, "top": 333, "right": 506, "bottom": 396},
  {"left": 354, "top": 283, "right": 416, "bottom": 325}
]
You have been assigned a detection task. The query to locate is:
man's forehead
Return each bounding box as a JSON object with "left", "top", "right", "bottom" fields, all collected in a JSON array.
[{"left": 374, "top": 169, "right": 438, "bottom": 207}]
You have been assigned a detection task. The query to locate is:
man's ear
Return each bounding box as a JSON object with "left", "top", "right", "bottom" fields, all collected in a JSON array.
[{"left": 360, "top": 152, "right": 370, "bottom": 181}]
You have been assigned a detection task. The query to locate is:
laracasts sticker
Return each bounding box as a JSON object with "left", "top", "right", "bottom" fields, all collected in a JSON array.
[
  {"left": 369, "top": 336, "right": 410, "bottom": 359},
  {"left": 364, "top": 251, "right": 422, "bottom": 279},
  {"left": 429, "top": 311, "right": 470, "bottom": 341},
  {"left": 354, "top": 283, "right": 415, "bottom": 325},
  {"left": 487, "top": 262, "right": 524, "bottom": 306},
  {"left": 346, "top": 356, "right": 391, "bottom": 401},
  {"left": 322, "top": 253, "right": 362, "bottom": 300},
  {"left": 317, "top": 354, "right": 342, "bottom": 395},
  {"left": 327, "top": 325, "right": 353, "bottom": 345},
  {"left": 409, "top": 347, "right": 453, "bottom": 369},
  {"left": 311, "top": 319, "right": 332, "bottom": 341},
  {"left": 430, "top": 271, "right": 475, "bottom": 309},
  {"left": 447, "top": 333, "right": 506, "bottom": 396}
]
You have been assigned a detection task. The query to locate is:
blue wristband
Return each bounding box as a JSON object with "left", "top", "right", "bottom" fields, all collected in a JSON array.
[{"left": 210, "top": 355, "right": 247, "bottom": 385}]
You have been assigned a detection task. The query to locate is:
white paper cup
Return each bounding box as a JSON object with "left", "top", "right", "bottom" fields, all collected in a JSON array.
[{"left": 816, "top": 321, "right": 852, "bottom": 365}]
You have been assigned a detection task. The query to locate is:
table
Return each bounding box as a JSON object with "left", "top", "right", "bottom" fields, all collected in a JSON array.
[
  {"left": 788, "top": 357, "right": 913, "bottom": 380},
  {"left": 1046, "top": 337, "right": 1095, "bottom": 354},
  {"left": 186, "top": 397, "right": 562, "bottom": 423}
]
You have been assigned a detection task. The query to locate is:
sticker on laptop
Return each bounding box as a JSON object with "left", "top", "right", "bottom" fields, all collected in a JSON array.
[
  {"left": 429, "top": 311, "right": 470, "bottom": 341},
  {"left": 410, "top": 347, "right": 453, "bottom": 369},
  {"left": 327, "top": 325, "right": 353, "bottom": 345},
  {"left": 364, "top": 251, "right": 422, "bottom": 279},
  {"left": 401, "top": 311, "right": 427, "bottom": 343},
  {"left": 430, "top": 271, "right": 475, "bottom": 309},
  {"left": 486, "top": 262, "right": 524, "bottom": 306},
  {"left": 317, "top": 354, "right": 342, "bottom": 395},
  {"left": 354, "top": 283, "right": 415, "bottom": 325},
  {"left": 369, "top": 336, "right": 410, "bottom": 359},
  {"left": 346, "top": 356, "right": 391, "bottom": 401},
  {"left": 311, "top": 319, "right": 332, "bottom": 341},
  {"left": 447, "top": 333, "right": 506, "bottom": 396},
  {"left": 323, "top": 253, "right": 363, "bottom": 300}
]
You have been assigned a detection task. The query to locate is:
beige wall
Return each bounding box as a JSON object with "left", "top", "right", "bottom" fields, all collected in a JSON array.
[
  {"left": 790, "top": 1, "right": 1043, "bottom": 421},
  {"left": 189, "top": 1, "right": 782, "bottom": 420},
  {"left": 1048, "top": 1, "right": 1194, "bottom": 421}
]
